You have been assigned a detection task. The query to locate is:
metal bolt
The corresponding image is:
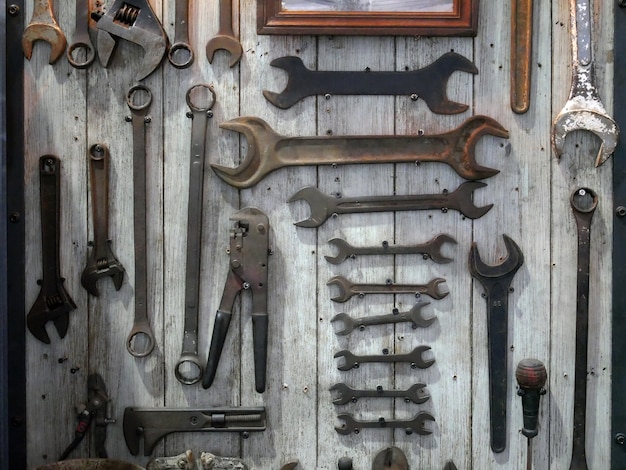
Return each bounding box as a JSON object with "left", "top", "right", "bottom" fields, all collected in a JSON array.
[
  {"left": 324, "top": 93, "right": 332, "bottom": 100},
  {"left": 144, "top": 116, "right": 152, "bottom": 124},
  {"left": 186, "top": 111, "right": 193, "bottom": 119},
  {"left": 620, "top": 0, "right": 626, "bottom": 8},
  {"left": 207, "top": 111, "right": 213, "bottom": 118},
  {"left": 125, "top": 116, "right": 132, "bottom": 122},
  {"left": 190, "top": 416, "right": 199, "bottom": 425},
  {"left": 616, "top": 206, "right": 626, "bottom": 217},
  {"left": 616, "top": 433, "right": 626, "bottom": 445},
  {"left": 376, "top": 385, "right": 383, "bottom": 392},
  {"left": 8, "top": 4, "right": 19, "bottom": 15},
  {"left": 9, "top": 212, "right": 20, "bottom": 223},
  {"left": 410, "top": 93, "right": 419, "bottom": 101},
  {"left": 382, "top": 348, "right": 389, "bottom": 355}
]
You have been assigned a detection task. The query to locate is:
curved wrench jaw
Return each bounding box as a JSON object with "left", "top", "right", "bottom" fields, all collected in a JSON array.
[
  {"left": 289, "top": 187, "right": 333, "bottom": 228},
  {"left": 206, "top": 36, "right": 243, "bottom": 68},
  {"left": 428, "top": 233, "right": 457, "bottom": 264},
  {"left": 325, "top": 238, "right": 352, "bottom": 264},
  {"left": 80, "top": 251, "right": 125, "bottom": 297},
  {"left": 334, "top": 412, "right": 435, "bottom": 436},
  {"left": 22, "top": 25, "right": 67, "bottom": 64},
  {"left": 468, "top": 234, "right": 524, "bottom": 280},
  {"left": 454, "top": 181, "right": 494, "bottom": 220}
]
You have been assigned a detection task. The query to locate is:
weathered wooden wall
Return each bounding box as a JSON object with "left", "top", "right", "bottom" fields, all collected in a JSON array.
[{"left": 22, "top": 0, "right": 615, "bottom": 468}]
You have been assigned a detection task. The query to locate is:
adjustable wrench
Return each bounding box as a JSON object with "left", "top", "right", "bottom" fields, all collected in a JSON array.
[
  {"left": 469, "top": 234, "right": 524, "bottom": 453},
  {"left": 81, "top": 144, "right": 125, "bottom": 297},
  {"left": 175, "top": 84, "right": 216, "bottom": 385},
  {"left": 552, "top": 0, "right": 619, "bottom": 166},
  {"left": 67, "top": 0, "right": 96, "bottom": 68},
  {"left": 94, "top": 0, "right": 169, "bottom": 81},
  {"left": 22, "top": 0, "right": 67, "bottom": 64},
  {"left": 290, "top": 182, "right": 492, "bottom": 228},
  {"left": 569, "top": 188, "right": 598, "bottom": 470},
  {"left": 126, "top": 85, "right": 157, "bottom": 357},
  {"left": 334, "top": 346, "right": 435, "bottom": 371},
  {"left": 328, "top": 276, "right": 448, "bottom": 303},
  {"left": 263, "top": 52, "right": 477, "bottom": 113},
  {"left": 206, "top": 0, "right": 243, "bottom": 67},
  {"left": 168, "top": 0, "right": 194, "bottom": 68},
  {"left": 510, "top": 0, "right": 534, "bottom": 113},
  {"left": 331, "top": 301, "right": 435, "bottom": 335},
  {"left": 335, "top": 412, "right": 435, "bottom": 436},
  {"left": 330, "top": 382, "right": 430, "bottom": 405},
  {"left": 325, "top": 233, "right": 456, "bottom": 265},
  {"left": 211, "top": 115, "right": 508, "bottom": 188},
  {"left": 27, "top": 156, "right": 76, "bottom": 343}
]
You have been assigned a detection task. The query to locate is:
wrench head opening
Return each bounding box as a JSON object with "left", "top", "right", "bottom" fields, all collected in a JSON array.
[
  {"left": 26, "top": 285, "right": 76, "bottom": 343},
  {"left": 22, "top": 25, "right": 67, "bottom": 64},
  {"left": 324, "top": 238, "right": 352, "bottom": 264},
  {"left": 81, "top": 256, "right": 125, "bottom": 297},
  {"left": 206, "top": 36, "right": 243, "bottom": 68},
  {"left": 330, "top": 312, "right": 353, "bottom": 336},
  {"left": 468, "top": 234, "right": 524, "bottom": 283},
  {"left": 327, "top": 276, "right": 354, "bottom": 303},
  {"left": 408, "top": 300, "right": 435, "bottom": 328},
  {"left": 427, "top": 233, "right": 457, "bottom": 264},
  {"left": 453, "top": 181, "right": 494, "bottom": 219},
  {"left": 290, "top": 187, "right": 334, "bottom": 228}
]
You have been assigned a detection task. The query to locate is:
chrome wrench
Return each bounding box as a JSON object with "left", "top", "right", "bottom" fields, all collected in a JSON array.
[
  {"left": 67, "top": 0, "right": 96, "bottom": 68},
  {"left": 168, "top": 0, "right": 194, "bottom": 68}
]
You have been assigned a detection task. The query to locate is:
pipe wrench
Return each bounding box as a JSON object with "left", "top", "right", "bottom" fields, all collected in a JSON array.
[{"left": 202, "top": 208, "right": 270, "bottom": 393}]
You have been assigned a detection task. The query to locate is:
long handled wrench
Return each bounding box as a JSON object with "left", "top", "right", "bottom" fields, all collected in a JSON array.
[
  {"left": 330, "top": 382, "right": 430, "bottom": 405},
  {"left": 168, "top": 0, "right": 194, "bottom": 68},
  {"left": 67, "top": 0, "right": 96, "bottom": 68},
  {"left": 175, "top": 84, "right": 216, "bottom": 385},
  {"left": 126, "top": 85, "right": 157, "bottom": 358},
  {"left": 569, "top": 188, "right": 598, "bottom": 470},
  {"left": 327, "top": 276, "right": 448, "bottom": 303},
  {"left": 334, "top": 346, "right": 435, "bottom": 371},
  {"left": 335, "top": 412, "right": 435, "bottom": 436},
  {"left": 510, "top": 0, "right": 533, "bottom": 113}
]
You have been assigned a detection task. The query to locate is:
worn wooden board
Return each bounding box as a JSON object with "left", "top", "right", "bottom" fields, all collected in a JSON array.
[{"left": 21, "top": 0, "right": 614, "bottom": 468}]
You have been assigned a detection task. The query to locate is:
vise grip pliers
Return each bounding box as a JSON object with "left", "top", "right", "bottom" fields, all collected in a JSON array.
[{"left": 202, "top": 208, "right": 270, "bottom": 393}]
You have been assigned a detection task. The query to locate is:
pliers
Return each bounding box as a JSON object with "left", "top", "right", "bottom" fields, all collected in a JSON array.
[{"left": 202, "top": 208, "right": 270, "bottom": 393}]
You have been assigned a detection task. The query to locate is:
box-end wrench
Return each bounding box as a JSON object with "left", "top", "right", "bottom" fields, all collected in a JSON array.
[
  {"left": 263, "top": 52, "right": 477, "bottom": 113},
  {"left": 126, "top": 85, "right": 156, "bottom": 358},
  {"left": 469, "top": 234, "right": 524, "bottom": 453},
  {"left": 510, "top": 0, "right": 533, "bottom": 113},
  {"left": 325, "top": 233, "right": 456, "bottom": 265},
  {"left": 206, "top": 0, "right": 243, "bottom": 67},
  {"left": 552, "top": 0, "right": 619, "bottom": 166},
  {"left": 569, "top": 188, "right": 598, "bottom": 470},
  {"left": 67, "top": 0, "right": 96, "bottom": 68},
  {"left": 290, "top": 182, "right": 492, "bottom": 228},
  {"left": 22, "top": 0, "right": 67, "bottom": 64},
  {"left": 175, "top": 84, "right": 216, "bottom": 385},
  {"left": 168, "top": 0, "right": 194, "bottom": 69},
  {"left": 211, "top": 116, "right": 509, "bottom": 189},
  {"left": 334, "top": 346, "right": 435, "bottom": 371},
  {"left": 27, "top": 156, "right": 77, "bottom": 343},
  {"left": 328, "top": 276, "right": 448, "bottom": 303},
  {"left": 330, "top": 382, "right": 430, "bottom": 405},
  {"left": 335, "top": 412, "right": 435, "bottom": 436},
  {"left": 81, "top": 144, "right": 125, "bottom": 297},
  {"left": 330, "top": 300, "right": 435, "bottom": 335}
]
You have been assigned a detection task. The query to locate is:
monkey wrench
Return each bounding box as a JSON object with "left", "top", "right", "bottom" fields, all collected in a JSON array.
[
  {"left": 210, "top": 115, "right": 509, "bottom": 189},
  {"left": 328, "top": 276, "right": 448, "bottom": 303},
  {"left": 263, "top": 52, "right": 477, "bottom": 113},
  {"left": 335, "top": 412, "right": 435, "bottom": 435},
  {"left": 469, "top": 234, "right": 524, "bottom": 453},
  {"left": 334, "top": 346, "right": 435, "bottom": 371}
]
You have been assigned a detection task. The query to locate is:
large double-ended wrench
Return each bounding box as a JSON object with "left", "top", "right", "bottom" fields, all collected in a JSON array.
[
  {"left": 330, "top": 382, "right": 430, "bottom": 405},
  {"left": 22, "top": 0, "right": 67, "bottom": 64},
  {"left": 334, "top": 346, "right": 435, "bottom": 371},
  {"left": 335, "top": 412, "right": 435, "bottom": 436},
  {"left": 328, "top": 276, "right": 448, "bottom": 303},
  {"left": 210, "top": 116, "right": 509, "bottom": 188}
]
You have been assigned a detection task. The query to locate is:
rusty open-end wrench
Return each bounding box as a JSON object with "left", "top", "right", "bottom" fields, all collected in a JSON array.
[
  {"left": 469, "top": 234, "right": 524, "bottom": 453},
  {"left": 290, "top": 182, "right": 492, "bottom": 228},
  {"left": 334, "top": 346, "right": 435, "bottom": 371},
  {"left": 510, "top": 0, "right": 533, "bottom": 113},
  {"left": 552, "top": 0, "right": 619, "bottom": 166},
  {"left": 22, "top": 0, "right": 67, "bottom": 64},
  {"left": 331, "top": 301, "right": 435, "bottom": 335},
  {"left": 206, "top": 0, "right": 243, "bottom": 67},
  {"left": 67, "top": 0, "right": 96, "bottom": 68},
  {"left": 211, "top": 116, "right": 508, "bottom": 189},
  {"left": 325, "top": 234, "right": 456, "bottom": 265},
  {"left": 330, "top": 382, "right": 430, "bottom": 405},
  {"left": 328, "top": 276, "right": 448, "bottom": 303},
  {"left": 81, "top": 144, "right": 125, "bottom": 297},
  {"left": 168, "top": 0, "right": 194, "bottom": 68},
  {"left": 263, "top": 52, "right": 477, "bottom": 113},
  {"left": 335, "top": 412, "right": 435, "bottom": 436}
]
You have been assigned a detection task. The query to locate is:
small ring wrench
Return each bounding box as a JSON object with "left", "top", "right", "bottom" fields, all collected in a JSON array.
[
  {"left": 331, "top": 300, "right": 435, "bottom": 335},
  {"left": 22, "top": 0, "right": 67, "bottom": 64},
  {"left": 175, "top": 84, "right": 216, "bottom": 385},
  {"left": 67, "top": 0, "right": 96, "bottom": 68},
  {"left": 126, "top": 85, "right": 157, "bottom": 358},
  {"left": 327, "top": 275, "right": 449, "bottom": 303},
  {"left": 81, "top": 144, "right": 125, "bottom": 296},
  {"left": 325, "top": 233, "right": 456, "bottom": 265},
  {"left": 206, "top": 0, "right": 243, "bottom": 67},
  {"left": 330, "top": 382, "right": 430, "bottom": 405},
  {"left": 334, "top": 346, "right": 435, "bottom": 371},
  {"left": 335, "top": 412, "right": 435, "bottom": 436},
  {"left": 168, "top": 0, "right": 194, "bottom": 68}
]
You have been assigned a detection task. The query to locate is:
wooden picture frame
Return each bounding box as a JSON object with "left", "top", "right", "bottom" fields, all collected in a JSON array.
[{"left": 257, "top": 0, "right": 479, "bottom": 36}]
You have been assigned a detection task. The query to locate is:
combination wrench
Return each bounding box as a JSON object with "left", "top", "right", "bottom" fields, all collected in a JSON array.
[
  {"left": 22, "top": 0, "right": 67, "bottom": 64},
  {"left": 168, "top": 0, "right": 194, "bottom": 68},
  {"left": 330, "top": 382, "right": 430, "bottom": 405},
  {"left": 334, "top": 346, "right": 435, "bottom": 371},
  {"left": 335, "top": 412, "right": 435, "bottom": 436},
  {"left": 328, "top": 276, "right": 448, "bottom": 303},
  {"left": 126, "top": 85, "right": 157, "bottom": 358},
  {"left": 175, "top": 84, "right": 216, "bottom": 385},
  {"left": 290, "top": 182, "right": 492, "bottom": 228},
  {"left": 67, "top": 0, "right": 96, "bottom": 68},
  {"left": 206, "top": 0, "right": 243, "bottom": 67},
  {"left": 569, "top": 188, "right": 598, "bottom": 470}
]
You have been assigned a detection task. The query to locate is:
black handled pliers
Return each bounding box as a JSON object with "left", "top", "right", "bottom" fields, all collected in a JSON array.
[{"left": 202, "top": 208, "right": 270, "bottom": 393}]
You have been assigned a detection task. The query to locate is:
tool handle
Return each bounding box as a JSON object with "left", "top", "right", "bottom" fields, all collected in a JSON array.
[
  {"left": 516, "top": 358, "right": 547, "bottom": 439},
  {"left": 39, "top": 156, "right": 62, "bottom": 282},
  {"left": 203, "top": 310, "right": 233, "bottom": 389},
  {"left": 252, "top": 312, "right": 268, "bottom": 393}
]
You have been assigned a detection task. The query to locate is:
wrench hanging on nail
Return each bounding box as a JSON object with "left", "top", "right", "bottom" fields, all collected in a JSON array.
[
  {"left": 331, "top": 301, "right": 434, "bottom": 335},
  {"left": 22, "top": 0, "right": 67, "bottom": 64},
  {"left": 330, "top": 382, "right": 430, "bottom": 405},
  {"left": 67, "top": 0, "right": 96, "bottom": 68},
  {"left": 206, "top": 0, "right": 243, "bottom": 67},
  {"left": 328, "top": 276, "right": 448, "bottom": 303},
  {"left": 510, "top": 0, "right": 534, "bottom": 113},
  {"left": 335, "top": 412, "right": 435, "bottom": 436},
  {"left": 168, "top": 0, "right": 194, "bottom": 68},
  {"left": 334, "top": 346, "right": 435, "bottom": 371}
]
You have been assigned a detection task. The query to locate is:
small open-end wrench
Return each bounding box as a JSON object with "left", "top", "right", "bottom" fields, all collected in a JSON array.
[
  {"left": 510, "top": 0, "right": 534, "bottom": 113},
  {"left": 552, "top": 0, "right": 619, "bottom": 166},
  {"left": 331, "top": 301, "right": 435, "bottom": 335},
  {"left": 67, "top": 0, "right": 96, "bottom": 68},
  {"left": 22, "top": 0, "right": 67, "bottom": 64},
  {"left": 328, "top": 276, "right": 448, "bottom": 303},
  {"left": 334, "top": 346, "right": 435, "bottom": 371},
  {"left": 175, "top": 84, "right": 216, "bottom": 385},
  {"left": 335, "top": 412, "right": 435, "bottom": 436},
  {"left": 325, "top": 233, "right": 456, "bottom": 265},
  {"left": 168, "top": 0, "right": 194, "bottom": 68},
  {"left": 263, "top": 52, "right": 477, "bottom": 113},
  {"left": 81, "top": 144, "right": 125, "bottom": 297},
  {"left": 211, "top": 116, "right": 508, "bottom": 189},
  {"left": 330, "top": 382, "right": 430, "bottom": 405},
  {"left": 126, "top": 85, "right": 157, "bottom": 357},
  {"left": 569, "top": 188, "right": 598, "bottom": 470},
  {"left": 27, "top": 156, "right": 76, "bottom": 343},
  {"left": 469, "top": 234, "right": 524, "bottom": 453},
  {"left": 206, "top": 0, "right": 243, "bottom": 67}
]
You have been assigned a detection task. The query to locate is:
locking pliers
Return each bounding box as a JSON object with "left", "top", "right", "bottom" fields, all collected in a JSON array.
[{"left": 202, "top": 208, "right": 270, "bottom": 393}]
